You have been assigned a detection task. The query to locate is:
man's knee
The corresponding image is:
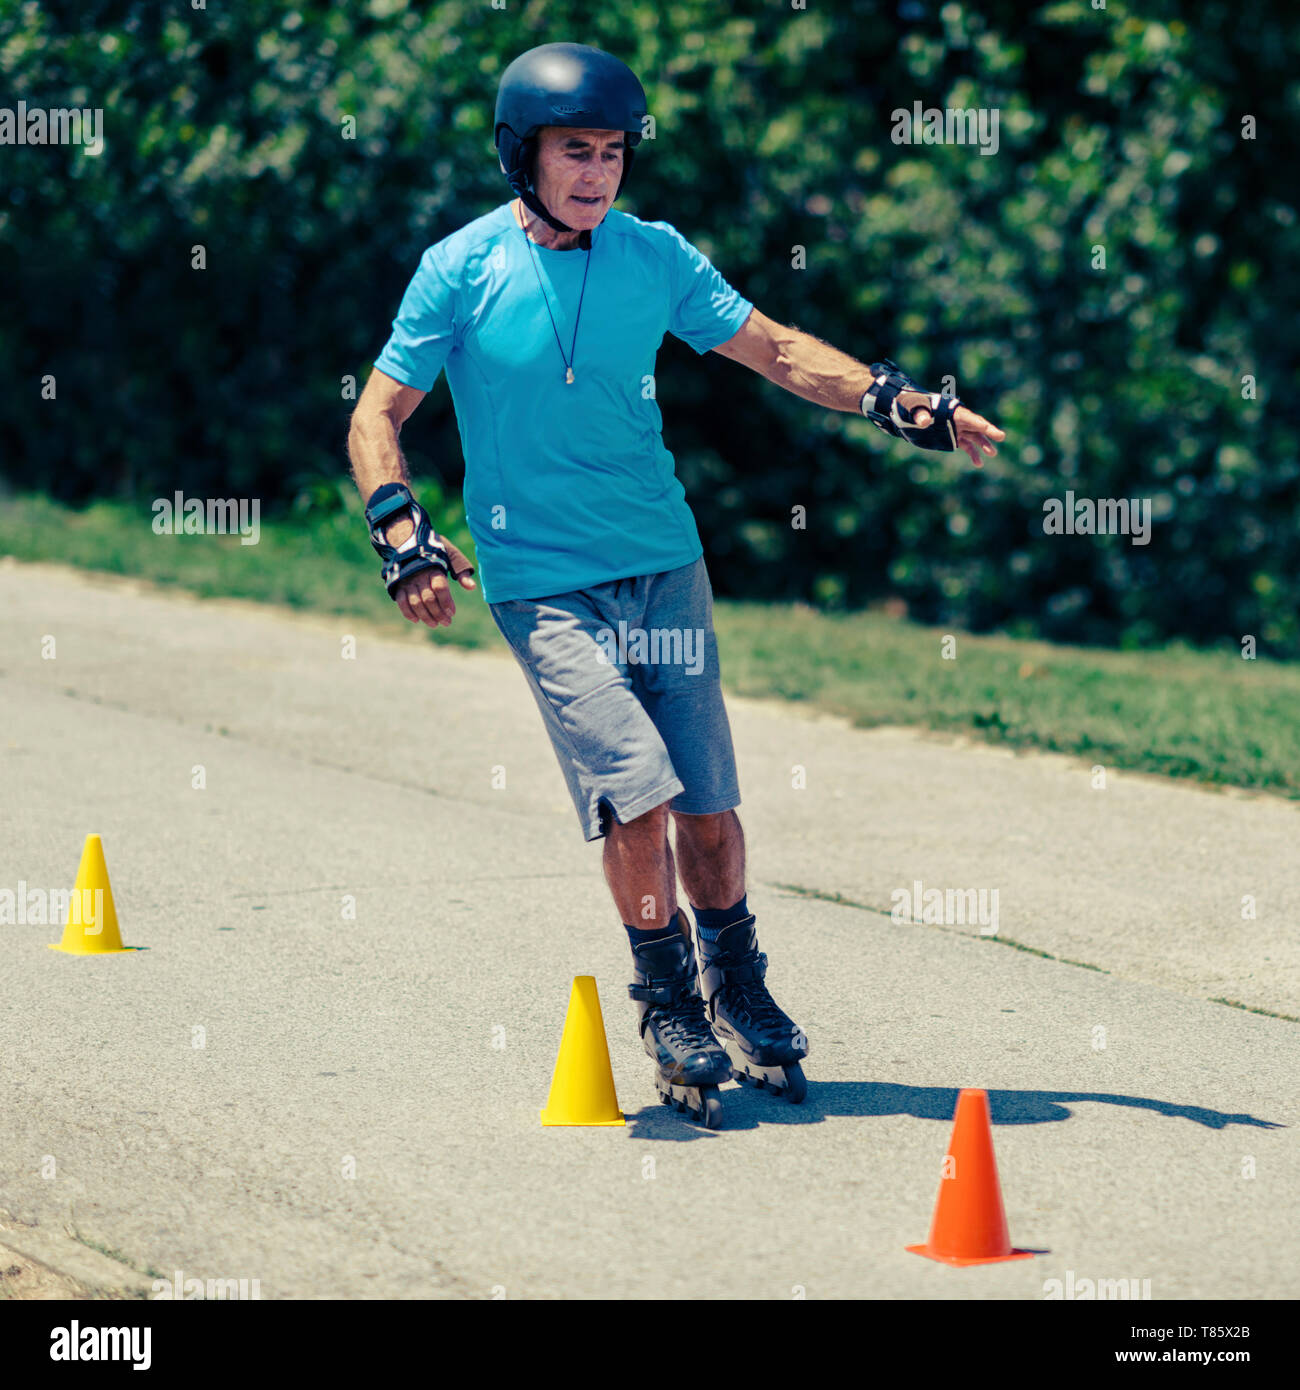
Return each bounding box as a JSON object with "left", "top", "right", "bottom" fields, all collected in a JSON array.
[{"left": 671, "top": 808, "right": 734, "bottom": 841}]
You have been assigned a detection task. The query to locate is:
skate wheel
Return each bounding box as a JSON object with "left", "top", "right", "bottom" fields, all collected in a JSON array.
[
  {"left": 783, "top": 1063, "right": 807, "bottom": 1104},
  {"left": 700, "top": 1091, "right": 723, "bottom": 1129}
]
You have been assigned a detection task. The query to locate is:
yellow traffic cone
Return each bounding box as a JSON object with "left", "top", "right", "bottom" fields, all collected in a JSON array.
[
  {"left": 540, "top": 976, "right": 625, "bottom": 1127},
  {"left": 49, "top": 834, "right": 130, "bottom": 955}
]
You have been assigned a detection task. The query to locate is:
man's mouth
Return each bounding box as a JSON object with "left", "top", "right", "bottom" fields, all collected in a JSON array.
[{"left": 571, "top": 195, "right": 602, "bottom": 205}]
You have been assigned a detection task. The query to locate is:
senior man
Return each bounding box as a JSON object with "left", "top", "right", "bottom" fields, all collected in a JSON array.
[{"left": 348, "top": 42, "right": 1005, "bottom": 1127}]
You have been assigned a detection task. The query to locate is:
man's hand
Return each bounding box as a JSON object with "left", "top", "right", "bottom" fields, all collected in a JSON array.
[
  {"left": 902, "top": 394, "right": 1006, "bottom": 469},
  {"left": 388, "top": 522, "right": 477, "bottom": 628},
  {"left": 351, "top": 369, "right": 477, "bottom": 625}
]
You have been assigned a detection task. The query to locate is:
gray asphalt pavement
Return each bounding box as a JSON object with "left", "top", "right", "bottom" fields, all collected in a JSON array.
[{"left": 1, "top": 559, "right": 1296, "bottom": 1299}]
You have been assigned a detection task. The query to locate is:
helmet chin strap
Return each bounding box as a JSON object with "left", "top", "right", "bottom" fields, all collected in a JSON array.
[
  {"left": 498, "top": 137, "right": 612, "bottom": 248},
  {"left": 517, "top": 183, "right": 576, "bottom": 235},
  {"left": 516, "top": 184, "right": 593, "bottom": 248},
  {"left": 503, "top": 152, "right": 593, "bottom": 247}
]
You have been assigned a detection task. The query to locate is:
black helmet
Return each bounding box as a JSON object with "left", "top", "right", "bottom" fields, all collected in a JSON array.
[{"left": 494, "top": 42, "right": 647, "bottom": 237}]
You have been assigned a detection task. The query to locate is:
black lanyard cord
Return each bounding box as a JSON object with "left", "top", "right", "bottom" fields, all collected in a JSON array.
[{"left": 521, "top": 210, "right": 592, "bottom": 385}]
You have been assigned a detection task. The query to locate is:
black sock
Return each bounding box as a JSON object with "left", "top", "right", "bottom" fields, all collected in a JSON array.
[
  {"left": 693, "top": 894, "right": 750, "bottom": 942},
  {"left": 624, "top": 919, "right": 680, "bottom": 947}
]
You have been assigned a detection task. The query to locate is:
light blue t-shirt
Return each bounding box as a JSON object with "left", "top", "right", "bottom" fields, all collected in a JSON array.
[{"left": 374, "top": 203, "right": 753, "bottom": 603}]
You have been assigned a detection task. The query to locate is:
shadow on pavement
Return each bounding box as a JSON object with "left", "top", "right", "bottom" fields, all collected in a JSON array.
[
  {"left": 816, "top": 1082, "right": 1281, "bottom": 1129},
  {"left": 622, "top": 1082, "right": 1285, "bottom": 1137}
]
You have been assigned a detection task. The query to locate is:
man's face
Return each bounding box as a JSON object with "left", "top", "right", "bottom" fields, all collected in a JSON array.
[{"left": 531, "top": 126, "right": 626, "bottom": 230}]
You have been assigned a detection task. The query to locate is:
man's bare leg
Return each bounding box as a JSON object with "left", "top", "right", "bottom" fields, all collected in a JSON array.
[
  {"left": 602, "top": 802, "right": 680, "bottom": 930},
  {"left": 670, "top": 806, "right": 807, "bottom": 1099},
  {"left": 607, "top": 801, "right": 731, "bottom": 1124},
  {"left": 670, "top": 808, "right": 745, "bottom": 912}
]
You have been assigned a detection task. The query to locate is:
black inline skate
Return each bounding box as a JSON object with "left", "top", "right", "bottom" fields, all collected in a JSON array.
[
  {"left": 695, "top": 914, "right": 808, "bottom": 1103},
  {"left": 628, "top": 912, "right": 733, "bottom": 1129}
]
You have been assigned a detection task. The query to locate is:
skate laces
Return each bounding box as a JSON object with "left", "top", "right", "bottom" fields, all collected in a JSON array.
[
  {"left": 723, "top": 977, "right": 788, "bottom": 1032},
  {"left": 713, "top": 947, "right": 789, "bottom": 1032},
  {"left": 653, "top": 984, "right": 715, "bottom": 1049}
]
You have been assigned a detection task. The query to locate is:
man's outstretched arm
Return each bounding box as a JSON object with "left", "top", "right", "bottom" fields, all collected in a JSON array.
[{"left": 711, "top": 307, "right": 1005, "bottom": 467}]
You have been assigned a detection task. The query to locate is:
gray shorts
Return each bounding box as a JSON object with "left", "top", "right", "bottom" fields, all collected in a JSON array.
[{"left": 489, "top": 557, "right": 741, "bottom": 841}]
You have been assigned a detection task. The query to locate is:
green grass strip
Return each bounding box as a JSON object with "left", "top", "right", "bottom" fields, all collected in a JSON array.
[{"left": 3, "top": 487, "right": 1298, "bottom": 796}]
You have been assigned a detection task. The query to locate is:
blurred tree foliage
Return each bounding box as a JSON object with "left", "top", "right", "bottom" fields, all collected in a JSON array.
[{"left": 2, "top": 0, "right": 1297, "bottom": 652}]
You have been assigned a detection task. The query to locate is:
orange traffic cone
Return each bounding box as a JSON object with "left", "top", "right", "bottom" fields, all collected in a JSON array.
[{"left": 906, "top": 1088, "right": 1034, "bottom": 1265}]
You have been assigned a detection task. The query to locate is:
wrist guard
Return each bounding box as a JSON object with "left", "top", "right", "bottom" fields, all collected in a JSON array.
[
  {"left": 364, "top": 482, "right": 450, "bottom": 599},
  {"left": 860, "top": 359, "right": 961, "bottom": 452}
]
